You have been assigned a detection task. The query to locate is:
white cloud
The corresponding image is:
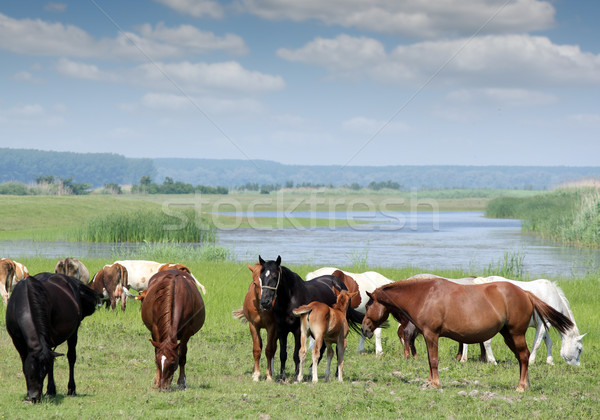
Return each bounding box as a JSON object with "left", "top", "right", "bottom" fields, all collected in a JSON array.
[
  {"left": 446, "top": 88, "right": 557, "bottom": 107},
  {"left": 241, "top": 0, "right": 555, "bottom": 38},
  {"left": 0, "top": 13, "right": 246, "bottom": 60},
  {"left": 12, "top": 71, "right": 44, "bottom": 84},
  {"left": 0, "top": 103, "right": 65, "bottom": 126},
  {"left": 154, "top": 0, "right": 224, "bottom": 19},
  {"left": 135, "top": 92, "right": 264, "bottom": 115},
  {"left": 56, "top": 58, "right": 120, "bottom": 82},
  {"left": 568, "top": 114, "right": 600, "bottom": 125},
  {"left": 44, "top": 3, "right": 67, "bottom": 12},
  {"left": 279, "top": 34, "right": 600, "bottom": 87},
  {"left": 136, "top": 61, "right": 285, "bottom": 92}
]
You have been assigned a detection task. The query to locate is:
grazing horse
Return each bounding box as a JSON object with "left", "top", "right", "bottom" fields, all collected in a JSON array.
[
  {"left": 89, "top": 263, "right": 128, "bottom": 310},
  {"left": 232, "top": 264, "right": 277, "bottom": 381},
  {"left": 139, "top": 270, "right": 205, "bottom": 391},
  {"left": 306, "top": 267, "right": 394, "bottom": 355},
  {"left": 361, "top": 278, "right": 573, "bottom": 391},
  {"left": 55, "top": 257, "right": 90, "bottom": 284},
  {"left": 258, "top": 256, "right": 363, "bottom": 381},
  {"left": 5, "top": 273, "right": 100, "bottom": 402},
  {"left": 294, "top": 288, "right": 358, "bottom": 383},
  {"left": 406, "top": 274, "right": 585, "bottom": 366}
]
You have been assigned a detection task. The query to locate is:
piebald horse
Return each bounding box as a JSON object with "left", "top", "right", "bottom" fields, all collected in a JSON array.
[{"left": 362, "top": 277, "right": 573, "bottom": 391}]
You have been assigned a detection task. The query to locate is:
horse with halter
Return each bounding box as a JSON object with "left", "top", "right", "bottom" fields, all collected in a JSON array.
[
  {"left": 294, "top": 288, "right": 358, "bottom": 383},
  {"left": 232, "top": 263, "right": 277, "bottom": 381},
  {"left": 138, "top": 269, "right": 205, "bottom": 391},
  {"left": 258, "top": 256, "right": 364, "bottom": 381},
  {"left": 362, "top": 277, "right": 573, "bottom": 391},
  {"left": 6, "top": 272, "right": 100, "bottom": 402}
]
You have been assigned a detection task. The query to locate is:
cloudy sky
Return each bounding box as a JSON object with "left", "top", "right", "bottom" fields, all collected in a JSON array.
[{"left": 1, "top": 1, "right": 599, "bottom": 166}]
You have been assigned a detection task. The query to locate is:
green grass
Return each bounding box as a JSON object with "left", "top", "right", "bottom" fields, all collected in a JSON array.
[
  {"left": 486, "top": 188, "right": 600, "bottom": 247},
  {"left": 1, "top": 259, "right": 598, "bottom": 419}
]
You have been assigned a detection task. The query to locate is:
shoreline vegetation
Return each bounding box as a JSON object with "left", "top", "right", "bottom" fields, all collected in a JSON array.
[{"left": 486, "top": 188, "right": 600, "bottom": 248}]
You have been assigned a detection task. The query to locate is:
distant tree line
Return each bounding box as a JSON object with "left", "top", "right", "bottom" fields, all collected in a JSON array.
[{"left": 132, "top": 176, "right": 228, "bottom": 195}]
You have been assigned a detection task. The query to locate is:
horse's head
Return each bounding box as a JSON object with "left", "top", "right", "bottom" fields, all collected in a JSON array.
[
  {"left": 361, "top": 291, "right": 389, "bottom": 339},
  {"left": 560, "top": 332, "right": 585, "bottom": 366},
  {"left": 151, "top": 339, "right": 179, "bottom": 391},
  {"left": 258, "top": 255, "right": 281, "bottom": 311},
  {"left": 333, "top": 288, "right": 358, "bottom": 313},
  {"left": 23, "top": 349, "right": 62, "bottom": 403}
]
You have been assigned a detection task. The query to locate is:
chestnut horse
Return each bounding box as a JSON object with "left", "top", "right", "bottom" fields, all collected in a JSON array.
[
  {"left": 232, "top": 264, "right": 277, "bottom": 381},
  {"left": 139, "top": 270, "right": 205, "bottom": 391},
  {"left": 294, "top": 288, "right": 358, "bottom": 383},
  {"left": 361, "top": 277, "right": 573, "bottom": 391}
]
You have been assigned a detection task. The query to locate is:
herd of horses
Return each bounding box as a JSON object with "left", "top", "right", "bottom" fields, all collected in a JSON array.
[{"left": 1, "top": 254, "right": 585, "bottom": 402}]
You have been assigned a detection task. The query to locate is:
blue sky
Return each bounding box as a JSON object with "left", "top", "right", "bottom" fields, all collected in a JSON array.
[{"left": 1, "top": 0, "right": 599, "bottom": 166}]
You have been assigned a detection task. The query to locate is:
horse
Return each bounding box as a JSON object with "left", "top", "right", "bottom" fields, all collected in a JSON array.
[
  {"left": 361, "top": 277, "right": 573, "bottom": 391},
  {"left": 55, "top": 257, "right": 90, "bottom": 284},
  {"left": 258, "top": 256, "right": 364, "bottom": 381},
  {"left": 294, "top": 288, "right": 358, "bottom": 383},
  {"left": 138, "top": 270, "right": 205, "bottom": 391},
  {"left": 5, "top": 272, "right": 100, "bottom": 402},
  {"left": 232, "top": 264, "right": 277, "bottom": 381},
  {"left": 89, "top": 262, "right": 128, "bottom": 310},
  {"left": 406, "top": 274, "right": 585, "bottom": 366},
  {"left": 306, "top": 267, "right": 394, "bottom": 355},
  {"left": 1, "top": 258, "right": 29, "bottom": 304},
  {"left": 463, "top": 276, "right": 585, "bottom": 366}
]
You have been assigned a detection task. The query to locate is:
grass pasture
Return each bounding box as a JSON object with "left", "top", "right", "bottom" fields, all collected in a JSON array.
[{"left": 0, "top": 259, "right": 598, "bottom": 419}]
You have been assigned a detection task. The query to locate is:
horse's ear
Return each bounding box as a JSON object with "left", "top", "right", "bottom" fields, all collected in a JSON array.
[
  {"left": 150, "top": 339, "right": 160, "bottom": 349},
  {"left": 579, "top": 333, "right": 587, "bottom": 340},
  {"left": 350, "top": 291, "right": 359, "bottom": 298},
  {"left": 276, "top": 255, "right": 281, "bottom": 266},
  {"left": 366, "top": 291, "right": 373, "bottom": 299},
  {"left": 248, "top": 264, "right": 254, "bottom": 272},
  {"left": 333, "top": 287, "right": 341, "bottom": 296},
  {"left": 258, "top": 255, "right": 265, "bottom": 265}
]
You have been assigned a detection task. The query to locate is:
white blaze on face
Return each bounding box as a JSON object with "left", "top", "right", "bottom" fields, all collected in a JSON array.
[{"left": 161, "top": 355, "right": 167, "bottom": 373}]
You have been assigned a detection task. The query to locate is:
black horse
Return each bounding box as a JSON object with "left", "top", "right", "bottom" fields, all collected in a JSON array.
[
  {"left": 258, "top": 256, "right": 363, "bottom": 380},
  {"left": 5, "top": 272, "right": 100, "bottom": 402}
]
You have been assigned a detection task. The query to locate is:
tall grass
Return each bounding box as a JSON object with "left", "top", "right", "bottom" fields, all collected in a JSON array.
[
  {"left": 483, "top": 250, "right": 526, "bottom": 280},
  {"left": 77, "top": 209, "right": 217, "bottom": 243},
  {"left": 117, "top": 242, "right": 232, "bottom": 262},
  {"left": 486, "top": 188, "right": 600, "bottom": 247}
]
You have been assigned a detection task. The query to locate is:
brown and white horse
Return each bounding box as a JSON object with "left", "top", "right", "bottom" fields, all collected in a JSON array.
[
  {"left": 0, "top": 258, "right": 29, "bottom": 305},
  {"left": 294, "top": 288, "right": 358, "bottom": 383},
  {"left": 138, "top": 270, "right": 205, "bottom": 391},
  {"left": 232, "top": 264, "right": 277, "bottom": 381},
  {"left": 362, "top": 277, "right": 573, "bottom": 391}
]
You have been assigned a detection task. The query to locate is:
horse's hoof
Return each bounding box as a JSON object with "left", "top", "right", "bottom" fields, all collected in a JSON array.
[
  {"left": 252, "top": 373, "right": 260, "bottom": 382},
  {"left": 515, "top": 386, "right": 526, "bottom": 393},
  {"left": 67, "top": 390, "right": 77, "bottom": 396}
]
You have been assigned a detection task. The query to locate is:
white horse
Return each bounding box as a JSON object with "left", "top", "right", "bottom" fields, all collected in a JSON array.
[
  {"left": 306, "top": 267, "right": 394, "bottom": 355},
  {"left": 409, "top": 274, "right": 585, "bottom": 366}
]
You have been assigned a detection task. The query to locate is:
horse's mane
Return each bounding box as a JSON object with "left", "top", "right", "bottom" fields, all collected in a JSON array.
[
  {"left": 153, "top": 276, "right": 175, "bottom": 341},
  {"left": 551, "top": 281, "right": 578, "bottom": 331},
  {"left": 26, "top": 277, "right": 52, "bottom": 351}
]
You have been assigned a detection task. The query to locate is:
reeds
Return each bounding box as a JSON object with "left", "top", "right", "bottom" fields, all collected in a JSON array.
[{"left": 77, "top": 209, "right": 216, "bottom": 243}]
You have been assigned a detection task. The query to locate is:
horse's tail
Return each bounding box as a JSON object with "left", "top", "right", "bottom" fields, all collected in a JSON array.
[
  {"left": 232, "top": 308, "right": 248, "bottom": 323},
  {"left": 346, "top": 307, "right": 365, "bottom": 334},
  {"left": 78, "top": 282, "right": 101, "bottom": 318},
  {"left": 292, "top": 305, "right": 312, "bottom": 317},
  {"left": 526, "top": 291, "right": 574, "bottom": 335}
]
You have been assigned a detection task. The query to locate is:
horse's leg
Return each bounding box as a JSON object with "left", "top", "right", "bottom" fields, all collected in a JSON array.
[
  {"left": 311, "top": 336, "right": 323, "bottom": 383},
  {"left": 278, "top": 332, "right": 288, "bottom": 381},
  {"left": 177, "top": 338, "right": 189, "bottom": 389},
  {"left": 249, "top": 323, "right": 262, "bottom": 381},
  {"left": 374, "top": 327, "right": 383, "bottom": 356},
  {"left": 46, "top": 356, "right": 57, "bottom": 397},
  {"left": 337, "top": 336, "right": 346, "bottom": 382},
  {"left": 293, "top": 329, "right": 301, "bottom": 379},
  {"left": 500, "top": 329, "right": 530, "bottom": 392},
  {"left": 66, "top": 332, "right": 78, "bottom": 396},
  {"left": 456, "top": 343, "right": 466, "bottom": 362},
  {"left": 482, "top": 340, "right": 497, "bottom": 364},
  {"left": 265, "top": 324, "right": 277, "bottom": 382},
  {"left": 408, "top": 324, "right": 419, "bottom": 358},
  {"left": 357, "top": 333, "right": 366, "bottom": 353},
  {"left": 297, "top": 321, "right": 308, "bottom": 383},
  {"left": 324, "top": 343, "right": 334, "bottom": 382},
  {"left": 423, "top": 331, "right": 441, "bottom": 388},
  {"left": 528, "top": 323, "right": 547, "bottom": 365},
  {"left": 543, "top": 332, "right": 554, "bottom": 365}
]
